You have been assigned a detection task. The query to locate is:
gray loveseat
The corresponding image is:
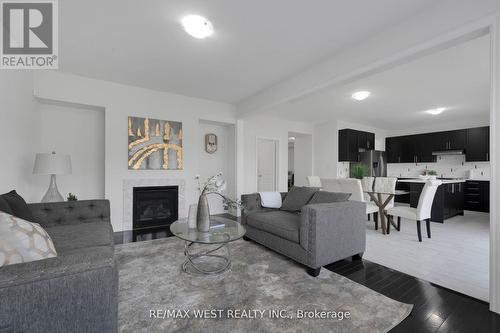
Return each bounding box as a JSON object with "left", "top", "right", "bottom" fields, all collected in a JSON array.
[
  {"left": 0, "top": 200, "right": 117, "bottom": 333},
  {"left": 241, "top": 192, "right": 366, "bottom": 276}
]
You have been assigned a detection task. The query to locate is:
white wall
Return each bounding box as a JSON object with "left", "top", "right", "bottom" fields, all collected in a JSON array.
[
  {"left": 35, "top": 102, "right": 105, "bottom": 201},
  {"left": 32, "top": 71, "right": 236, "bottom": 232},
  {"left": 0, "top": 72, "right": 39, "bottom": 201},
  {"left": 313, "top": 120, "right": 338, "bottom": 178},
  {"left": 292, "top": 133, "right": 313, "bottom": 186},
  {"left": 198, "top": 121, "right": 236, "bottom": 214},
  {"left": 239, "top": 114, "right": 313, "bottom": 194}
]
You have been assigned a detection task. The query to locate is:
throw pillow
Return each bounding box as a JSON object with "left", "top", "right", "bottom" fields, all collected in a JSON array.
[
  {"left": 0, "top": 197, "right": 13, "bottom": 215},
  {"left": 259, "top": 192, "right": 282, "bottom": 208},
  {"left": 0, "top": 190, "right": 35, "bottom": 222},
  {"left": 280, "top": 186, "right": 319, "bottom": 212},
  {"left": 308, "top": 191, "right": 351, "bottom": 204},
  {"left": 0, "top": 212, "right": 57, "bottom": 267}
]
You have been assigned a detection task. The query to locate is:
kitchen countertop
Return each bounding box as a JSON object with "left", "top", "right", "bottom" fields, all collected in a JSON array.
[{"left": 397, "top": 178, "right": 466, "bottom": 184}]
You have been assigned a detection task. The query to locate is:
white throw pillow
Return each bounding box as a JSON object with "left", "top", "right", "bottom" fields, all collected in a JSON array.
[
  {"left": 259, "top": 192, "right": 282, "bottom": 209},
  {"left": 0, "top": 212, "right": 57, "bottom": 267}
]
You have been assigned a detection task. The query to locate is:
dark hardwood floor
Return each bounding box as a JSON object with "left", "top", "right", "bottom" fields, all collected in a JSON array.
[
  {"left": 115, "top": 214, "right": 500, "bottom": 332},
  {"left": 324, "top": 258, "right": 500, "bottom": 332}
]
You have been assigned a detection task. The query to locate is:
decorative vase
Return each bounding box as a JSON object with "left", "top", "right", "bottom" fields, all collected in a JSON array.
[
  {"left": 187, "top": 204, "right": 198, "bottom": 229},
  {"left": 196, "top": 194, "right": 210, "bottom": 232}
]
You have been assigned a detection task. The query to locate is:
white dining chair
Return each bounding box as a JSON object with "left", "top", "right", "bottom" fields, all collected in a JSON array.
[
  {"left": 361, "top": 177, "right": 378, "bottom": 226},
  {"left": 386, "top": 180, "right": 442, "bottom": 242},
  {"left": 306, "top": 176, "right": 322, "bottom": 188}
]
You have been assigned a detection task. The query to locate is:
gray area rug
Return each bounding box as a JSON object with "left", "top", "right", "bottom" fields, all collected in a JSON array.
[{"left": 116, "top": 238, "right": 412, "bottom": 333}]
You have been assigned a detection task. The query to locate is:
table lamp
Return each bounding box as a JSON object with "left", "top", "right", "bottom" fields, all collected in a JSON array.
[{"left": 33, "top": 152, "right": 72, "bottom": 202}]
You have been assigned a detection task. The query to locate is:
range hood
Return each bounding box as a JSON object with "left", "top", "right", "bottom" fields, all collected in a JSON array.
[{"left": 431, "top": 149, "right": 465, "bottom": 156}]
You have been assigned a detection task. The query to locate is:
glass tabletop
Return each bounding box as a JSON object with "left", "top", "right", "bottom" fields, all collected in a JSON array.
[
  {"left": 169, "top": 218, "right": 246, "bottom": 244},
  {"left": 364, "top": 190, "right": 410, "bottom": 195}
]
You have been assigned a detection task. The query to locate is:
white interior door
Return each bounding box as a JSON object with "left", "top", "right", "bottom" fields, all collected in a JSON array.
[{"left": 257, "top": 139, "right": 278, "bottom": 192}]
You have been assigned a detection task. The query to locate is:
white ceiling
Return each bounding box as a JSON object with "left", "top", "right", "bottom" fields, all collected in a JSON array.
[
  {"left": 267, "top": 35, "right": 490, "bottom": 130},
  {"left": 59, "top": 0, "right": 436, "bottom": 103}
]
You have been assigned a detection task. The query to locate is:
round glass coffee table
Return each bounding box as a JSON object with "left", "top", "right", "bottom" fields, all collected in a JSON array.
[{"left": 169, "top": 217, "right": 246, "bottom": 275}]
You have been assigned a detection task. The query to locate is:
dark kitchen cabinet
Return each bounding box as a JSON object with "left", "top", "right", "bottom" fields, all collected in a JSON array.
[
  {"left": 338, "top": 128, "right": 375, "bottom": 162},
  {"left": 466, "top": 127, "right": 490, "bottom": 162},
  {"left": 389, "top": 134, "right": 433, "bottom": 164},
  {"left": 464, "top": 180, "right": 489, "bottom": 212},
  {"left": 386, "top": 137, "right": 401, "bottom": 163},
  {"left": 408, "top": 182, "right": 464, "bottom": 223},
  {"left": 358, "top": 131, "right": 375, "bottom": 150},
  {"left": 386, "top": 127, "right": 487, "bottom": 164},
  {"left": 414, "top": 133, "right": 434, "bottom": 163},
  {"left": 399, "top": 135, "right": 416, "bottom": 163},
  {"left": 431, "top": 130, "right": 466, "bottom": 151}
]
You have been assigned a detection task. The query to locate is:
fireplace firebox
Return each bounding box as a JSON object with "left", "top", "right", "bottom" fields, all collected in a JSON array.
[{"left": 133, "top": 186, "right": 178, "bottom": 230}]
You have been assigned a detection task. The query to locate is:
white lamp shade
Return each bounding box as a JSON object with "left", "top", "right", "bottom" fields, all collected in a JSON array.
[{"left": 33, "top": 153, "right": 72, "bottom": 175}]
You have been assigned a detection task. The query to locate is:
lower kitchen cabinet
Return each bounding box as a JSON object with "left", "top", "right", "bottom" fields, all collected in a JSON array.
[
  {"left": 407, "top": 182, "right": 464, "bottom": 223},
  {"left": 464, "top": 180, "right": 490, "bottom": 212}
]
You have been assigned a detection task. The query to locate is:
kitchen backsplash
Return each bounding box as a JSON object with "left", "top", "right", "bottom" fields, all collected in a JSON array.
[
  {"left": 337, "top": 162, "right": 350, "bottom": 178},
  {"left": 337, "top": 155, "right": 490, "bottom": 180},
  {"left": 387, "top": 155, "right": 490, "bottom": 180}
]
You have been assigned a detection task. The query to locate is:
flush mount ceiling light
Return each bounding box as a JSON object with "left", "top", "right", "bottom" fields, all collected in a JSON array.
[
  {"left": 288, "top": 136, "right": 296, "bottom": 141},
  {"left": 181, "top": 15, "right": 214, "bottom": 39},
  {"left": 351, "top": 91, "right": 371, "bottom": 101},
  {"left": 425, "top": 107, "right": 446, "bottom": 115}
]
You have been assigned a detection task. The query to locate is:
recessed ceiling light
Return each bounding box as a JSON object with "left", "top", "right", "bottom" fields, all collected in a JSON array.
[
  {"left": 181, "top": 15, "right": 214, "bottom": 39},
  {"left": 351, "top": 91, "right": 371, "bottom": 101},
  {"left": 288, "top": 136, "right": 296, "bottom": 141},
  {"left": 426, "top": 107, "right": 446, "bottom": 115}
]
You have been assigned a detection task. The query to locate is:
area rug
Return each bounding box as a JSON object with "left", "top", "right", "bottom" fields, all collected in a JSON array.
[{"left": 116, "top": 238, "right": 412, "bottom": 333}]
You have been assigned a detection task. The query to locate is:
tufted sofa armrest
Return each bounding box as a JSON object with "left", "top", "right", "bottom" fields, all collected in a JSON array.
[{"left": 28, "top": 200, "right": 110, "bottom": 228}]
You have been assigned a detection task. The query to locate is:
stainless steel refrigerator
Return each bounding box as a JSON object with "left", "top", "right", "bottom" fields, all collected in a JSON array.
[{"left": 350, "top": 150, "right": 387, "bottom": 177}]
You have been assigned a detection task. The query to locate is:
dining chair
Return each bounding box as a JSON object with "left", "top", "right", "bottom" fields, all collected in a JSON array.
[
  {"left": 386, "top": 180, "right": 442, "bottom": 242},
  {"left": 306, "top": 176, "right": 322, "bottom": 188},
  {"left": 368, "top": 177, "right": 397, "bottom": 230},
  {"left": 361, "top": 177, "right": 378, "bottom": 226}
]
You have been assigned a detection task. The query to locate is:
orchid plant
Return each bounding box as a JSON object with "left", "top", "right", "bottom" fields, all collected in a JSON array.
[{"left": 195, "top": 173, "right": 243, "bottom": 212}]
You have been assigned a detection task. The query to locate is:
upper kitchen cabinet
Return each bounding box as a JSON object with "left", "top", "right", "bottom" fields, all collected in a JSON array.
[
  {"left": 338, "top": 128, "right": 375, "bottom": 162},
  {"left": 431, "top": 129, "right": 466, "bottom": 152},
  {"left": 386, "top": 137, "right": 401, "bottom": 163},
  {"left": 413, "top": 133, "right": 434, "bottom": 163},
  {"left": 466, "top": 126, "right": 490, "bottom": 162},
  {"left": 358, "top": 131, "right": 375, "bottom": 150}
]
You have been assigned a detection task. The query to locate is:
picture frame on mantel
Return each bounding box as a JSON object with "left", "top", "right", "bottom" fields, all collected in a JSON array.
[{"left": 205, "top": 133, "right": 217, "bottom": 154}]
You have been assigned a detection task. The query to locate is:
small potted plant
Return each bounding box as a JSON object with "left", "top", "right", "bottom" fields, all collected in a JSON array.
[
  {"left": 427, "top": 170, "right": 438, "bottom": 180},
  {"left": 67, "top": 193, "right": 78, "bottom": 201},
  {"left": 351, "top": 164, "right": 369, "bottom": 179}
]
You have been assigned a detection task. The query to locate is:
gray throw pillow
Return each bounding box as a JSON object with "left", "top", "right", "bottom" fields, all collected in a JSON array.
[
  {"left": 0, "top": 190, "right": 34, "bottom": 222},
  {"left": 280, "top": 186, "right": 319, "bottom": 212},
  {"left": 0, "top": 197, "right": 13, "bottom": 215},
  {"left": 308, "top": 191, "right": 351, "bottom": 204}
]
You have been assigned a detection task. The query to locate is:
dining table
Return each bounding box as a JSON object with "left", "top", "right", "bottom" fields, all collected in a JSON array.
[{"left": 364, "top": 190, "right": 410, "bottom": 235}]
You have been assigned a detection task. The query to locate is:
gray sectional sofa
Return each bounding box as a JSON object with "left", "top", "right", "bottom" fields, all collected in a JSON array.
[
  {"left": 241, "top": 191, "right": 366, "bottom": 276},
  {"left": 0, "top": 200, "right": 117, "bottom": 333}
]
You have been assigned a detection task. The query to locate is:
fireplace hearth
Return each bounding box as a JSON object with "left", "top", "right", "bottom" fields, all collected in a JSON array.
[{"left": 133, "top": 186, "right": 178, "bottom": 231}]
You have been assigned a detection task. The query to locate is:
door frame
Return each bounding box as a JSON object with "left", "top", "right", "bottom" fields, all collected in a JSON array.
[{"left": 256, "top": 137, "right": 279, "bottom": 192}]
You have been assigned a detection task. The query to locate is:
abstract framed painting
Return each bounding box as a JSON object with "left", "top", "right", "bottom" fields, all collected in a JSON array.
[{"left": 128, "top": 116, "right": 183, "bottom": 170}]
